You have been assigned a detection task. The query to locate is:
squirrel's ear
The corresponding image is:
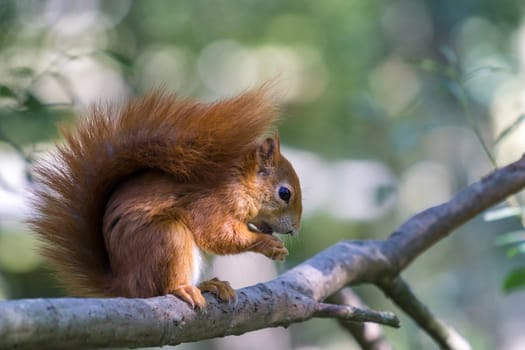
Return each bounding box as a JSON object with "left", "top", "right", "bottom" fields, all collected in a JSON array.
[{"left": 257, "top": 132, "right": 280, "bottom": 171}]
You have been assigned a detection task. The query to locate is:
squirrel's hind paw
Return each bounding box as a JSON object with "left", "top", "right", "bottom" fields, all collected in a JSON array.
[
  {"left": 198, "top": 277, "right": 237, "bottom": 302},
  {"left": 170, "top": 284, "right": 207, "bottom": 309}
]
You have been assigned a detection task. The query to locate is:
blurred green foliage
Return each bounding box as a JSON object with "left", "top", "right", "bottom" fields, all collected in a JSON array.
[{"left": 2, "top": 0, "right": 525, "bottom": 349}]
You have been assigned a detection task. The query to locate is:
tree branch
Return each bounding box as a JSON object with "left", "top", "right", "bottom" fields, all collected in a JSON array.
[
  {"left": 378, "top": 277, "right": 471, "bottom": 350},
  {"left": 329, "top": 288, "right": 394, "bottom": 350},
  {"left": 2, "top": 155, "right": 525, "bottom": 349},
  {"left": 313, "top": 302, "right": 399, "bottom": 327},
  {"left": 386, "top": 154, "right": 525, "bottom": 271}
]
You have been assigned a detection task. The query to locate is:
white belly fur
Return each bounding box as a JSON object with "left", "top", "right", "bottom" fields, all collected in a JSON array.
[{"left": 192, "top": 246, "right": 211, "bottom": 285}]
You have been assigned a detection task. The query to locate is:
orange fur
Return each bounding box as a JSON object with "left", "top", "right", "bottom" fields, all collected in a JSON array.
[{"left": 30, "top": 87, "right": 302, "bottom": 306}]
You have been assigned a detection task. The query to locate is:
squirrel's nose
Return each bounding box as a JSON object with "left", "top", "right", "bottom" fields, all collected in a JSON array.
[{"left": 287, "top": 226, "right": 300, "bottom": 236}]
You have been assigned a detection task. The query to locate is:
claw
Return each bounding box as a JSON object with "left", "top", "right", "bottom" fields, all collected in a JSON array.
[
  {"left": 252, "top": 234, "right": 289, "bottom": 260},
  {"left": 171, "top": 285, "right": 207, "bottom": 309},
  {"left": 198, "top": 277, "right": 237, "bottom": 302}
]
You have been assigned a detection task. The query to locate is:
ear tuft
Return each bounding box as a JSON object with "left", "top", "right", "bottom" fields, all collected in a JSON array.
[{"left": 257, "top": 133, "right": 280, "bottom": 171}]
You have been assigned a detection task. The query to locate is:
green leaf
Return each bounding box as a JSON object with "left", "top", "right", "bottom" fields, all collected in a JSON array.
[
  {"left": 99, "top": 50, "right": 133, "bottom": 68},
  {"left": 463, "top": 65, "right": 505, "bottom": 83},
  {"left": 503, "top": 267, "right": 525, "bottom": 293},
  {"left": 483, "top": 206, "right": 522, "bottom": 221},
  {"left": 0, "top": 84, "right": 16, "bottom": 98},
  {"left": 495, "top": 231, "right": 525, "bottom": 246},
  {"left": 10, "top": 67, "right": 34, "bottom": 77},
  {"left": 411, "top": 58, "right": 444, "bottom": 73},
  {"left": 507, "top": 243, "right": 525, "bottom": 258},
  {"left": 23, "top": 92, "right": 43, "bottom": 111}
]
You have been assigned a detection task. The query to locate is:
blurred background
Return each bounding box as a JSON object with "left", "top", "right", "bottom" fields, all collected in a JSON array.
[{"left": 1, "top": 0, "right": 525, "bottom": 349}]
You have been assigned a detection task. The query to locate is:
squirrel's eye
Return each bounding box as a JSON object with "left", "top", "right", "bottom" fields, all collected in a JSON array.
[{"left": 278, "top": 186, "right": 291, "bottom": 203}]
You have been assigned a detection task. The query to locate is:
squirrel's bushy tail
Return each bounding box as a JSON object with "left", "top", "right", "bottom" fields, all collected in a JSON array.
[{"left": 30, "top": 87, "right": 278, "bottom": 295}]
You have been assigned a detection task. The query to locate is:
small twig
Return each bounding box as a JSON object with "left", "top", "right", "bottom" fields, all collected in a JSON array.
[
  {"left": 313, "top": 303, "right": 399, "bottom": 328},
  {"left": 378, "top": 277, "right": 471, "bottom": 350},
  {"left": 329, "top": 288, "right": 393, "bottom": 350}
]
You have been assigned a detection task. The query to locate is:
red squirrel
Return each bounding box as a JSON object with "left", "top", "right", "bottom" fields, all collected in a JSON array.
[{"left": 30, "top": 87, "right": 302, "bottom": 308}]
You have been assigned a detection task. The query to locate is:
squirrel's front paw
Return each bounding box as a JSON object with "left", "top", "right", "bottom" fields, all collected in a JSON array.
[{"left": 253, "top": 235, "right": 289, "bottom": 261}]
